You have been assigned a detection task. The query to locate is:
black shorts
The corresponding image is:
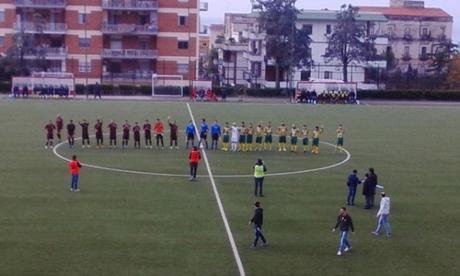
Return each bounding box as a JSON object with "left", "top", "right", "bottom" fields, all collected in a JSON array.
[
  {"left": 187, "top": 134, "right": 195, "bottom": 140},
  {"left": 82, "top": 135, "right": 89, "bottom": 140},
  {"left": 145, "top": 132, "right": 151, "bottom": 139},
  {"left": 110, "top": 135, "right": 117, "bottom": 140},
  {"left": 96, "top": 133, "right": 103, "bottom": 140},
  {"left": 170, "top": 135, "right": 178, "bottom": 141},
  {"left": 47, "top": 134, "right": 53, "bottom": 140},
  {"left": 212, "top": 134, "right": 219, "bottom": 140},
  {"left": 200, "top": 133, "right": 207, "bottom": 139}
]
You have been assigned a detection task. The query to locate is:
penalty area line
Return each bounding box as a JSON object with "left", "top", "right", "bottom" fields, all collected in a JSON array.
[{"left": 186, "top": 103, "right": 246, "bottom": 276}]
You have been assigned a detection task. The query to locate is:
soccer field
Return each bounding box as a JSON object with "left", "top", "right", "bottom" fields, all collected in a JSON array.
[{"left": 0, "top": 99, "right": 459, "bottom": 276}]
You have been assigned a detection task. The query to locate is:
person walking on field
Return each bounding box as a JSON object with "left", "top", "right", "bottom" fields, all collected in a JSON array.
[
  {"left": 249, "top": 201, "right": 268, "bottom": 248},
  {"left": 363, "top": 168, "right": 378, "bottom": 209},
  {"left": 69, "top": 155, "right": 82, "bottom": 192},
  {"left": 372, "top": 192, "right": 392, "bottom": 238},
  {"left": 347, "top": 170, "right": 361, "bottom": 206},
  {"left": 254, "top": 159, "right": 267, "bottom": 197},
  {"left": 188, "top": 146, "right": 201, "bottom": 181},
  {"left": 332, "top": 207, "right": 355, "bottom": 256}
]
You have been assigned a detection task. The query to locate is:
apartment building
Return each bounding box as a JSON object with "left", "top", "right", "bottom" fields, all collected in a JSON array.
[
  {"left": 216, "top": 11, "right": 388, "bottom": 88},
  {"left": 359, "top": 0, "right": 453, "bottom": 73},
  {"left": 0, "top": 0, "right": 207, "bottom": 85}
]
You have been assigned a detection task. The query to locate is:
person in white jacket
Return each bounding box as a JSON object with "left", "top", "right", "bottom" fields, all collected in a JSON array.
[
  {"left": 372, "top": 192, "right": 392, "bottom": 238},
  {"left": 230, "top": 123, "right": 239, "bottom": 152}
]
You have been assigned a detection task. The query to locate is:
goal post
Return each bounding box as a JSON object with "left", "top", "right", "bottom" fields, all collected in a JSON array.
[
  {"left": 11, "top": 72, "right": 75, "bottom": 97},
  {"left": 151, "top": 74, "right": 185, "bottom": 97}
]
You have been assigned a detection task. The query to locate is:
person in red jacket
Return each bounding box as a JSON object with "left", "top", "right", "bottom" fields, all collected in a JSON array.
[
  {"left": 69, "top": 155, "right": 82, "bottom": 192},
  {"left": 189, "top": 146, "right": 201, "bottom": 181},
  {"left": 153, "top": 118, "right": 165, "bottom": 149}
]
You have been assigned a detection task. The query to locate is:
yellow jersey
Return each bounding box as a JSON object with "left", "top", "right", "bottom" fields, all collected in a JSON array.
[
  {"left": 337, "top": 128, "right": 344, "bottom": 138},
  {"left": 278, "top": 126, "right": 288, "bottom": 136},
  {"left": 301, "top": 128, "right": 309, "bottom": 138},
  {"left": 256, "top": 126, "right": 263, "bottom": 136},
  {"left": 291, "top": 128, "right": 300, "bottom": 137}
]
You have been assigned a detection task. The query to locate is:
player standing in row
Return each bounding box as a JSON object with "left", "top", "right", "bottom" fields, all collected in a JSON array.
[
  {"left": 301, "top": 125, "right": 309, "bottom": 152},
  {"left": 185, "top": 120, "right": 195, "bottom": 149},
  {"left": 66, "top": 120, "right": 76, "bottom": 148},
  {"left": 143, "top": 120, "right": 152, "bottom": 149},
  {"left": 94, "top": 118, "right": 104, "bottom": 149},
  {"left": 199, "top": 119, "right": 209, "bottom": 149},
  {"left": 122, "top": 120, "right": 131, "bottom": 149},
  {"left": 239, "top": 122, "right": 246, "bottom": 151},
  {"left": 311, "top": 125, "right": 324, "bottom": 154},
  {"left": 210, "top": 120, "right": 221, "bottom": 150},
  {"left": 290, "top": 124, "right": 300, "bottom": 152},
  {"left": 231, "top": 122, "right": 239, "bottom": 152},
  {"left": 336, "top": 124, "right": 345, "bottom": 153},
  {"left": 246, "top": 123, "right": 254, "bottom": 151},
  {"left": 56, "top": 114, "right": 64, "bottom": 142},
  {"left": 264, "top": 122, "right": 273, "bottom": 151},
  {"left": 108, "top": 120, "right": 117, "bottom": 147},
  {"left": 79, "top": 119, "right": 90, "bottom": 148},
  {"left": 154, "top": 118, "right": 164, "bottom": 149},
  {"left": 221, "top": 122, "right": 230, "bottom": 151},
  {"left": 45, "top": 120, "right": 56, "bottom": 149},
  {"left": 277, "top": 122, "right": 288, "bottom": 152},
  {"left": 255, "top": 123, "right": 264, "bottom": 151},
  {"left": 133, "top": 122, "right": 141, "bottom": 149},
  {"left": 168, "top": 117, "right": 179, "bottom": 149}
]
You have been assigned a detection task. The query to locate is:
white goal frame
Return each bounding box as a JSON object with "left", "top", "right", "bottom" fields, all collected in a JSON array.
[
  {"left": 151, "top": 74, "right": 184, "bottom": 97},
  {"left": 296, "top": 81, "right": 358, "bottom": 94}
]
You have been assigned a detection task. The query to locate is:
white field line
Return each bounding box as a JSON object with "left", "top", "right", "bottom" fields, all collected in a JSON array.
[
  {"left": 53, "top": 136, "right": 351, "bottom": 178},
  {"left": 186, "top": 103, "right": 246, "bottom": 276}
]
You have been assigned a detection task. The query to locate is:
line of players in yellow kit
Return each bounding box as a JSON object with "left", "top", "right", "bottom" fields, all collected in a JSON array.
[{"left": 219, "top": 122, "right": 345, "bottom": 154}]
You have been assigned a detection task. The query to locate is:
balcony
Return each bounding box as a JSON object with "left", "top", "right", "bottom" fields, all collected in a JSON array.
[
  {"left": 101, "top": 48, "right": 158, "bottom": 59},
  {"left": 24, "top": 47, "right": 67, "bottom": 59},
  {"left": 102, "top": 72, "right": 153, "bottom": 84},
  {"left": 102, "top": 0, "right": 158, "bottom": 11},
  {"left": 15, "top": 0, "right": 66, "bottom": 8},
  {"left": 401, "top": 53, "right": 412, "bottom": 62},
  {"left": 420, "top": 33, "right": 433, "bottom": 42},
  {"left": 14, "top": 22, "right": 67, "bottom": 34},
  {"left": 243, "top": 50, "right": 264, "bottom": 62},
  {"left": 101, "top": 23, "right": 158, "bottom": 35},
  {"left": 419, "top": 53, "right": 430, "bottom": 61}
]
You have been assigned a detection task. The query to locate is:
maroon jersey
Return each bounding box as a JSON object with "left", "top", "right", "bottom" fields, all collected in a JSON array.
[
  {"left": 56, "top": 117, "right": 63, "bottom": 130},
  {"left": 169, "top": 123, "right": 178, "bottom": 138},
  {"left": 108, "top": 122, "right": 117, "bottom": 138},
  {"left": 122, "top": 124, "right": 131, "bottom": 139},
  {"left": 45, "top": 123, "right": 55, "bottom": 138},
  {"left": 95, "top": 122, "right": 103, "bottom": 135},
  {"left": 133, "top": 125, "right": 141, "bottom": 140},
  {"left": 67, "top": 123, "right": 76, "bottom": 136}
]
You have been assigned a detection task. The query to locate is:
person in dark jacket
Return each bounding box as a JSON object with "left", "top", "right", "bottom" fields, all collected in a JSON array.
[
  {"left": 347, "top": 170, "right": 361, "bottom": 206},
  {"left": 249, "top": 201, "right": 267, "bottom": 248},
  {"left": 94, "top": 82, "right": 102, "bottom": 100},
  {"left": 332, "top": 207, "right": 355, "bottom": 256},
  {"left": 362, "top": 168, "right": 378, "bottom": 209},
  {"left": 368, "top": 168, "right": 378, "bottom": 207}
]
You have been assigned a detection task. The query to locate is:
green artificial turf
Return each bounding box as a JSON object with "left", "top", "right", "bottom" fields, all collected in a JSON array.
[{"left": 0, "top": 99, "right": 459, "bottom": 276}]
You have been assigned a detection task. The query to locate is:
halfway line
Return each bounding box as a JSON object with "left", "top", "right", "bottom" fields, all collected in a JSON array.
[{"left": 186, "top": 103, "right": 246, "bottom": 276}]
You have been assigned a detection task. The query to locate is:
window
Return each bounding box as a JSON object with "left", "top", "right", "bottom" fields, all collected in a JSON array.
[
  {"left": 0, "top": 36, "right": 4, "bottom": 47},
  {"left": 440, "top": 26, "right": 446, "bottom": 35},
  {"left": 324, "top": 71, "right": 332, "bottom": 79},
  {"left": 178, "top": 15, "right": 187, "bottom": 26},
  {"left": 78, "top": 13, "right": 87, "bottom": 24},
  {"left": 404, "top": 46, "right": 410, "bottom": 55},
  {"left": 422, "top": 28, "right": 428, "bottom": 35},
  {"left": 177, "top": 63, "right": 189, "bottom": 74},
  {"left": 178, "top": 40, "right": 189, "bottom": 49},
  {"left": 79, "top": 38, "right": 91, "bottom": 48},
  {"left": 326, "top": 25, "right": 332, "bottom": 35},
  {"left": 139, "top": 41, "right": 148, "bottom": 50},
  {"left": 303, "top": 24, "right": 313, "bottom": 35},
  {"left": 421, "top": 47, "right": 427, "bottom": 55},
  {"left": 0, "top": 10, "right": 4, "bottom": 22},
  {"left": 301, "top": 70, "right": 311, "bottom": 81},
  {"left": 79, "top": 60, "right": 91, "bottom": 73}
]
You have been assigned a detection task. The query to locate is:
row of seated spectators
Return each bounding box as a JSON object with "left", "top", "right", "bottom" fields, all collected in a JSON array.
[
  {"left": 190, "top": 88, "right": 219, "bottom": 102},
  {"left": 11, "top": 85, "right": 74, "bottom": 99},
  {"left": 296, "top": 90, "right": 357, "bottom": 104}
]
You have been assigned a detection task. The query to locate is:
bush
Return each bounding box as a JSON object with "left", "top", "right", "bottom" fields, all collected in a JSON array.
[{"left": 358, "top": 90, "right": 460, "bottom": 101}]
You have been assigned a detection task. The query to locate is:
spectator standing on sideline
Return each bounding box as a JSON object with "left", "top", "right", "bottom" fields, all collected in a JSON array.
[
  {"left": 254, "top": 159, "right": 267, "bottom": 197},
  {"left": 188, "top": 146, "right": 201, "bottom": 181},
  {"left": 94, "top": 82, "right": 102, "bottom": 100},
  {"left": 372, "top": 192, "right": 392, "bottom": 238},
  {"left": 153, "top": 118, "right": 165, "bottom": 149},
  {"left": 332, "top": 207, "right": 355, "bottom": 256},
  {"left": 210, "top": 120, "right": 221, "bottom": 150},
  {"left": 69, "top": 155, "right": 82, "bottom": 192},
  {"left": 249, "top": 201, "right": 268, "bottom": 248},
  {"left": 347, "top": 170, "right": 361, "bottom": 206}
]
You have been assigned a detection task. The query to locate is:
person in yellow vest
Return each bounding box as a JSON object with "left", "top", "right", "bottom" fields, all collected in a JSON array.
[
  {"left": 301, "top": 125, "right": 310, "bottom": 153},
  {"left": 255, "top": 123, "right": 264, "bottom": 151},
  {"left": 246, "top": 123, "right": 255, "bottom": 151},
  {"left": 290, "top": 124, "right": 300, "bottom": 152},
  {"left": 264, "top": 122, "right": 273, "bottom": 151},
  {"left": 277, "top": 122, "right": 288, "bottom": 152},
  {"left": 254, "top": 159, "right": 267, "bottom": 197},
  {"left": 311, "top": 125, "right": 324, "bottom": 154},
  {"left": 221, "top": 122, "right": 230, "bottom": 151},
  {"left": 336, "top": 124, "right": 345, "bottom": 152}
]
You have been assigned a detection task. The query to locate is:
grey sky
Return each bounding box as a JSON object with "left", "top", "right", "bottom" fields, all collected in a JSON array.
[{"left": 202, "top": 0, "right": 459, "bottom": 41}]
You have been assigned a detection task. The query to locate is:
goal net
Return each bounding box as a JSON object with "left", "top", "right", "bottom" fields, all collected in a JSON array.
[
  {"left": 151, "top": 74, "right": 185, "bottom": 97},
  {"left": 296, "top": 81, "right": 357, "bottom": 94},
  {"left": 11, "top": 72, "right": 75, "bottom": 97}
]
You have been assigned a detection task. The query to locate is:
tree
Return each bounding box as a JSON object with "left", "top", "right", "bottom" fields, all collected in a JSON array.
[
  {"left": 257, "top": 0, "right": 312, "bottom": 88},
  {"left": 324, "top": 5, "right": 376, "bottom": 82},
  {"left": 429, "top": 38, "right": 458, "bottom": 74},
  {"left": 5, "top": 29, "right": 35, "bottom": 76}
]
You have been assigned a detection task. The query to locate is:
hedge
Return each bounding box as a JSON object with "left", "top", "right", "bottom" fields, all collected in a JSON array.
[{"left": 357, "top": 90, "right": 460, "bottom": 101}]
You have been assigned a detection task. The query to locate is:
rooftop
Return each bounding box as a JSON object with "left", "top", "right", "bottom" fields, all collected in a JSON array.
[
  {"left": 358, "top": 6, "right": 452, "bottom": 20},
  {"left": 297, "top": 9, "right": 388, "bottom": 22}
]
